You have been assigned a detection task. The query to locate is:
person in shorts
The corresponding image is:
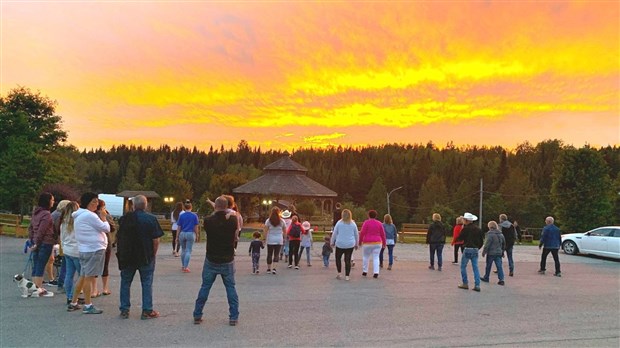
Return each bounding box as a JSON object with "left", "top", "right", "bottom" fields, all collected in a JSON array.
[{"left": 69, "top": 192, "right": 110, "bottom": 314}]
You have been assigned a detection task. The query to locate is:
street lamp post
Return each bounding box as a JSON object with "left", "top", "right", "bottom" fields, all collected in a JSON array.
[
  {"left": 387, "top": 186, "right": 403, "bottom": 216},
  {"left": 163, "top": 196, "right": 174, "bottom": 218}
]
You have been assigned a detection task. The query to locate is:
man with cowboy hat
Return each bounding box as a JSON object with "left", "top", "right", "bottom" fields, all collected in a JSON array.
[{"left": 456, "top": 213, "right": 484, "bottom": 292}]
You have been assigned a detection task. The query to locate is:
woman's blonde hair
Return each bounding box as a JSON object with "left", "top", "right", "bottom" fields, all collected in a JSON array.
[
  {"left": 60, "top": 201, "right": 79, "bottom": 233},
  {"left": 341, "top": 209, "right": 352, "bottom": 223},
  {"left": 432, "top": 213, "right": 441, "bottom": 221},
  {"left": 383, "top": 214, "right": 393, "bottom": 224}
]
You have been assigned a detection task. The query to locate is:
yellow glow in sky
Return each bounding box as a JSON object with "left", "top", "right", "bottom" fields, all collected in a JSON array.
[{"left": 2, "top": 1, "right": 618, "bottom": 151}]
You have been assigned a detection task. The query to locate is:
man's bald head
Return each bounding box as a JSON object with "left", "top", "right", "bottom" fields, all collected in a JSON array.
[{"left": 215, "top": 196, "right": 228, "bottom": 211}]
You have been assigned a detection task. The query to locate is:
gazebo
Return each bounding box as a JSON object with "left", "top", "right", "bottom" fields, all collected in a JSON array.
[
  {"left": 233, "top": 154, "right": 337, "bottom": 219},
  {"left": 116, "top": 190, "right": 160, "bottom": 213}
]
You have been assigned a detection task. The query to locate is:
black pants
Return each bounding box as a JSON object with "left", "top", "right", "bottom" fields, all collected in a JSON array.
[
  {"left": 540, "top": 248, "right": 561, "bottom": 273},
  {"left": 267, "top": 244, "right": 282, "bottom": 265},
  {"left": 335, "top": 247, "right": 354, "bottom": 276},
  {"left": 288, "top": 240, "right": 300, "bottom": 266},
  {"left": 453, "top": 244, "right": 464, "bottom": 263},
  {"left": 171, "top": 230, "right": 180, "bottom": 253}
]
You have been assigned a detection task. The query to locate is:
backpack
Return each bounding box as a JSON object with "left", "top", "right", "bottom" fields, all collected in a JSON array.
[{"left": 289, "top": 224, "right": 302, "bottom": 238}]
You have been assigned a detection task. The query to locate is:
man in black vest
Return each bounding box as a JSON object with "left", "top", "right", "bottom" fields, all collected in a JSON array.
[
  {"left": 117, "top": 195, "right": 163, "bottom": 320},
  {"left": 193, "top": 196, "right": 239, "bottom": 326}
]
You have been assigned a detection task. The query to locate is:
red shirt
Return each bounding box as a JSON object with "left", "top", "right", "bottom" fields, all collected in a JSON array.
[{"left": 452, "top": 224, "right": 464, "bottom": 245}]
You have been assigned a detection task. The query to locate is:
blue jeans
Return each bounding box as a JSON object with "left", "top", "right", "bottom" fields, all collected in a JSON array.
[
  {"left": 193, "top": 259, "right": 239, "bottom": 321},
  {"left": 179, "top": 232, "right": 195, "bottom": 269},
  {"left": 299, "top": 246, "right": 311, "bottom": 265},
  {"left": 32, "top": 243, "right": 53, "bottom": 277},
  {"left": 429, "top": 244, "right": 444, "bottom": 268},
  {"left": 58, "top": 256, "right": 66, "bottom": 287},
  {"left": 64, "top": 255, "right": 81, "bottom": 301},
  {"left": 120, "top": 259, "right": 155, "bottom": 312},
  {"left": 323, "top": 254, "right": 330, "bottom": 267},
  {"left": 483, "top": 255, "right": 504, "bottom": 281},
  {"left": 505, "top": 246, "right": 514, "bottom": 273},
  {"left": 460, "top": 248, "right": 480, "bottom": 287},
  {"left": 379, "top": 245, "right": 395, "bottom": 266}
]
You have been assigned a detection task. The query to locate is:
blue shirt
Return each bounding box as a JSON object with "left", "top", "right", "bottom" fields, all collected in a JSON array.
[
  {"left": 177, "top": 211, "right": 199, "bottom": 233},
  {"left": 540, "top": 224, "right": 561, "bottom": 249}
]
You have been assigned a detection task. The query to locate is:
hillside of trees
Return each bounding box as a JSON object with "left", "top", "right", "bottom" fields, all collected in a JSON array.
[{"left": 2, "top": 87, "right": 619, "bottom": 233}]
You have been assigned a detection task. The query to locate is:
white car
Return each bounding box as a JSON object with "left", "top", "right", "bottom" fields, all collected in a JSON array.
[{"left": 561, "top": 226, "right": 620, "bottom": 260}]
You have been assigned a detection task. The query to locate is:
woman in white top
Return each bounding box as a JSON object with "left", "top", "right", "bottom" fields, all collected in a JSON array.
[
  {"left": 170, "top": 202, "right": 183, "bottom": 257},
  {"left": 331, "top": 209, "right": 359, "bottom": 281},
  {"left": 263, "top": 207, "right": 286, "bottom": 275}
]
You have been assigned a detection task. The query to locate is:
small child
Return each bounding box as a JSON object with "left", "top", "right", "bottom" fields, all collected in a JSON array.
[
  {"left": 248, "top": 232, "right": 264, "bottom": 274},
  {"left": 322, "top": 236, "right": 333, "bottom": 267}
]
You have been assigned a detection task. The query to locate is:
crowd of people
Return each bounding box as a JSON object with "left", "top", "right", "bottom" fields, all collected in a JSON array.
[{"left": 26, "top": 191, "right": 563, "bottom": 325}]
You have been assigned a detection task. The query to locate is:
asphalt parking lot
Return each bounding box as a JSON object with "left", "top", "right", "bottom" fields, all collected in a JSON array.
[{"left": 0, "top": 236, "right": 618, "bottom": 347}]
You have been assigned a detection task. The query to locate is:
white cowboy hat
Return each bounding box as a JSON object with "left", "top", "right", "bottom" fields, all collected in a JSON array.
[
  {"left": 463, "top": 212, "right": 478, "bottom": 221},
  {"left": 281, "top": 210, "right": 291, "bottom": 218},
  {"left": 301, "top": 221, "right": 311, "bottom": 230}
]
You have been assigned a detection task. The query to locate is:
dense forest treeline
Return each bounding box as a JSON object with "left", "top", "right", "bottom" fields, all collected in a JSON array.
[{"left": 2, "top": 87, "right": 619, "bottom": 233}]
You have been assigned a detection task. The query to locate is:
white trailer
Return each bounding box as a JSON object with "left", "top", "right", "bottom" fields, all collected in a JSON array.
[{"left": 98, "top": 194, "right": 125, "bottom": 217}]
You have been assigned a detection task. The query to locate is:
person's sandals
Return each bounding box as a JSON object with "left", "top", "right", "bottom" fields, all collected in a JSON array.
[{"left": 102, "top": 291, "right": 111, "bottom": 296}]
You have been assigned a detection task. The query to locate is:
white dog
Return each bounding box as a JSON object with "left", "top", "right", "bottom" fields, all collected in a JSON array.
[{"left": 13, "top": 274, "right": 54, "bottom": 298}]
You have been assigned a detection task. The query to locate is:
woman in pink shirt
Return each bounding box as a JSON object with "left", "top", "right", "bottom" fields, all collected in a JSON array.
[{"left": 359, "top": 210, "right": 386, "bottom": 278}]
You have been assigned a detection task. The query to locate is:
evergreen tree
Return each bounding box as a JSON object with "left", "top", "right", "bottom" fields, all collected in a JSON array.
[{"left": 551, "top": 147, "right": 614, "bottom": 232}]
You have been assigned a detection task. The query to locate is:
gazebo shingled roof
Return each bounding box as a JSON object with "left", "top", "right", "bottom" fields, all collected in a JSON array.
[
  {"left": 116, "top": 190, "right": 161, "bottom": 198},
  {"left": 232, "top": 155, "right": 337, "bottom": 198}
]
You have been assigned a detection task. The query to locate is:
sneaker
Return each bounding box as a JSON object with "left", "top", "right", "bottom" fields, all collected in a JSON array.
[
  {"left": 345, "top": 276, "right": 350, "bottom": 281},
  {"left": 183, "top": 268, "right": 191, "bottom": 273},
  {"left": 509, "top": 272, "right": 514, "bottom": 277},
  {"left": 336, "top": 274, "right": 342, "bottom": 280},
  {"left": 452, "top": 261, "right": 458, "bottom": 264},
  {"left": 538, "top": 269, "right": 545, "bottom": 274},
  {"left": 362, "top": 272, "right": 367, "bottom": 277},
  {"left": 472, "top": 286, "right": 481, "bottom": 292},
  {"left": 255, "top": 270, "right": 259, "bottom": 274},
  {"left": 272, "top": 269, "right": 276, "bottom": 275},
  {"left": 294, "top": 266, "right": 300, "bottom": 270},
  {"left": 307, "top": 264, "right": 312, "bottom": 267},
  {"left": 554, "top": 272, "right": 562, "bottom": 277},
  {"left": 498, "top": 280, "right": 505, "bottom": 286},
  {"left": 428, "top": 265, "right": 434, "bottom": 270},
  {"left": 229, "top": 319, "right": 238, "bottom": 326},
  {"left": 266, "top": 269, "right": 272, "bottom": 274},
  {"left": 194, "top": 317, "right": 203, "bottom": 325},
  {"left": 141, "top": 310, "right": 160, "bottom": 320},
  {"left": 287, "top": 265, "right": 293, "bottom": 268},
  {"left": 373, "top": 274, "right": 378, "bottom": 279},
  {"left": 480, "top": 278, "right": 489, "bottom": 282},
  {"left": 457, "top": 283, "right": 469, "bottom": 290},
  {"left": 120, "top": 310, "right": 129, "bottom": 319},
  {"left": 437, "top": 267, "right": 442, "bottom": 272},
  {"left": 387, "top": 265, "right": 392, "bottom": 270},
  {"left": 67, "top": 303, "right": 82, "bottom": 312},
  {"left": 82, "top": 305, "right": 103, "bottom": 314}
]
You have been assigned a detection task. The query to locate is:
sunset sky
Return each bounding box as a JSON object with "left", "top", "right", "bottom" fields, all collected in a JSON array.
[{"left": 2, "top": 1, "right": 619, "bottom": 151}]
